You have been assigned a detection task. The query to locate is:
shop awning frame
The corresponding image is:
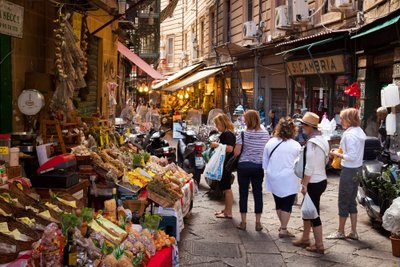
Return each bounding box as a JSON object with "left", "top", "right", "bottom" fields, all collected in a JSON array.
[
  {"left": 215, "top": 43, "right": 251, "bottom": 57},
  {"left": 163, "top": 68, "right": 223, "bottom": 92},
  {"left": 276, "top": 36, "right": 344, "bottom": 55},
  {"left": 152, "top": 63, "right": 203, "bottom": 90},
  {"left": 351, "top": 14, "right": 400, "bottom": 39},
  {"left": 117, "top": 42, "right": 164, "bottom": 80}
]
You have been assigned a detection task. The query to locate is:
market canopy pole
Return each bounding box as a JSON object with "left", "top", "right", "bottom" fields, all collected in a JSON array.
[{"left": 90, "top": 0, "right": 148, "bottom": 36}]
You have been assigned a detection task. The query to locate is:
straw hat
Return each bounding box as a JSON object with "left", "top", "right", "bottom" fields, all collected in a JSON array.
[{"left": 298, "top": 112, "right": 320, "bottom": 128}]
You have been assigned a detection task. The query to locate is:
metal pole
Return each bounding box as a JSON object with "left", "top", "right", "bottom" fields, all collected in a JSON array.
[{"left": 254, "top": 50, "right": 259, "bottom": 109}]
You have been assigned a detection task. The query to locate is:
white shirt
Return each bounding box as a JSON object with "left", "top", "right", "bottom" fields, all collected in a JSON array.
[
  {"left": 263, "top": 137, "right": 301, "bottom": 198},
  {"left": 304, "top": 139, "right": 328, "bottom": 183},
  {"left": 341, "top": 127, "right": 366, "bottom": 168}
]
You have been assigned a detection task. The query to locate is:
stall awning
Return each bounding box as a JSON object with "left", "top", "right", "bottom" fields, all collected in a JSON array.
[
  {"left": 117, "top": 42, "right": 164, "bottom": 80},
  {"left": 351, "top": 14, "right": 400, "bottom": 39},
  {"left": 163, "top": 68, "right": 222, "bottom": 92},
  {"left": 215, "top": 43, "right": 251, "bottom": 56},
  {"left": 276, "top": 36, "right": 344, "bottom": 55},
  {"left": 152, "top": 63, "right": 203, "bottom": 90}
]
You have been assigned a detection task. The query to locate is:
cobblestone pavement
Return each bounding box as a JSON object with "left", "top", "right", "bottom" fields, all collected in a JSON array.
[{"left": 178, "top": 172, "right": 400, "bottom": 267}]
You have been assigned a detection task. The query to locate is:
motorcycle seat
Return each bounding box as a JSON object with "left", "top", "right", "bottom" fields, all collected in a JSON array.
[{"left": 363, "top": 160, "right": 384, "bottom": 179}]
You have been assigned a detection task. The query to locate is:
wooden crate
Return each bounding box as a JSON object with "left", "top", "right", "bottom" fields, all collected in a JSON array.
[{"left": 6, "top": 165, "right": 21, "bottom": 179}]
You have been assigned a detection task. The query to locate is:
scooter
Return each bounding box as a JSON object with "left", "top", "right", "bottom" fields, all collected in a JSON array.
[
  {"left": 176, "top": 128, "right": 205, "bottom": 184},
  {"left": 357, "top": 136, "right": 392, "bottom": 222},
  {"left": 144, "top": 128, "right": 176, "bottom": 163}
]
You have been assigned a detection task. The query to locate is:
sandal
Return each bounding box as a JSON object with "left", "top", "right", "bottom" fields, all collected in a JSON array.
[
  {"left": 306, "top": 244, "right": 325, "bottom": 254},
  {"left": 214, "top": 210, "right": 225, "bottom": 215},
  {"left": 215, "top": 213, "right": 232, "bottom": 219},
  {"left": 236, "top": 222, "right": 247, "bottom": 231},
  {"left": 279, "top": 228, "right": 295, "bottom": 238},
  {"left": 326, "top": 231, "right": 346, "bottom": 240},
  {"left": 255, "top": 223, "right": 263, "bottom": 232},
  {"left": 292, "top": 239, "right": 311, "bottom": 248},
  {"left": 346, "top": 232, "right": 359, "bottom": 240}
]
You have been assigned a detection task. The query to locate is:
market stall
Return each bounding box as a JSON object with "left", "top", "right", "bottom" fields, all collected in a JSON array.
[{"left": 0, "top": 140, "right": 193, "bottom": 266}]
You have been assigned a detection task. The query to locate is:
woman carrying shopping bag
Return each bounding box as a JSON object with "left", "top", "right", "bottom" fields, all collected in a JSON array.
[
  {"left": 292, "top": 112, "right": 330, "bottom": 254},
  {"left": 263, "top": 117, "right": 301, "bottom": 238},
  {"left": 328, "top": 108, "right": 366, "bottom": 240},
  {"left": 210, "top": 114, "right": 236, "bottom": 219},
  {"left": 235, "top": 110, "right": 270, "bottom": 231}
]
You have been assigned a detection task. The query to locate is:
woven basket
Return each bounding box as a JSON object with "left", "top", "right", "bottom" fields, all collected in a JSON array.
[
  {"left": 0, "top": 233, "right": 20, "bottom": 264},
  {"left": 13, "top": 208, "right": 53, "bottom": 232},
  {"left": 76, "top": 155, "right": 92, "bottom": 166},
  {"left": 0, "top": 188, "right": 37, "bottom": 207},
  {"left": 147, "top": 190, "right": 175, "bottom": 208},
  {"left": 0, "top": 215, "right": 40, "bottom": 250}
]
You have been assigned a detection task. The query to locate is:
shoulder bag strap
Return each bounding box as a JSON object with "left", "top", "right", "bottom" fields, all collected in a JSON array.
[{"left": 269, "top": 140, "right": 284, "bottom": 159}]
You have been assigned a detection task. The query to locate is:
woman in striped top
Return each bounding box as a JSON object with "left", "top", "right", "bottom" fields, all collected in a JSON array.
[{"left": 234, "top": 110, "right": 270, "bottom": 231}]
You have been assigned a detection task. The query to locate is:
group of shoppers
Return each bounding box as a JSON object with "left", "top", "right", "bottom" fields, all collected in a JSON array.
[{"left": 210, "top": 107, "right": 366, "bottom": 255}]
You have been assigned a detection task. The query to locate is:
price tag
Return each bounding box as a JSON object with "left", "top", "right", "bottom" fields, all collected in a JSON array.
[
  {"left": 0, "top": 147, "right": 8, "bottom": 155},
  {"left": 100, "top": 136, "right": 104, "bottom": 147},
  {"left": 120, "top": 135, "right": 124, "bottom": 145},
  {"left": 127, "top": 128, "right": 130, "bottom": 136},
  {"left": 0, "top": 222, "right": 10, "bottom": 233},
  {"left": 105, "top": 133, "right": 109, "bottom": 145}
]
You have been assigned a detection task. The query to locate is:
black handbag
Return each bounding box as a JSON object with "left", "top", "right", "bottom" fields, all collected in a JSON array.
[{"left": 224, "top": 131, "right": 244, "bottom": 173}]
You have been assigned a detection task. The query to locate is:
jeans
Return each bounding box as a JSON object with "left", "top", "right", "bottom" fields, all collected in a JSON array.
[{"left": 237, "top": 162, "right": 264, "bottom": 213}]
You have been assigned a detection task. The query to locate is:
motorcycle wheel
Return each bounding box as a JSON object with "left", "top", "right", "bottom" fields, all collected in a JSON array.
[{"left": 193, "top": 168, "right": 202, "bottom": 184}]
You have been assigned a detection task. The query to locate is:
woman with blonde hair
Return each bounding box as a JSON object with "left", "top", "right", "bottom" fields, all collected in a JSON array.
[
  {"left": 210, "top": 113, "right": 236, "bottom": 218},
  {"left": 234, "top": 110, "right": 270, "bottom": 231},
  {"left": 328, "top": 108, "right": 366, "bottom": 240},
  {"left": 263, "top": 117, "right": 301, "bottom": 238}
]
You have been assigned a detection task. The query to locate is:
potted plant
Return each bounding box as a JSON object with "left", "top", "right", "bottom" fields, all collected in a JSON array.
[{"left": 383, "top": 197, "right": 400, "bottom": 257}]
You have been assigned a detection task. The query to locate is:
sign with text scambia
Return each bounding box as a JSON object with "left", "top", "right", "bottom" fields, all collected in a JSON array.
[
  {"left": 287, "top": 55, "right": 345, "bottom": 76},
  {"left": 0, "top": 0, "right": 24, "bottom": 38}
]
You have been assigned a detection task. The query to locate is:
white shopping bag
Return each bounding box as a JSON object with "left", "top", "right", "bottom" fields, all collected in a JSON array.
[
  {"left": 204, "top": 144, "right": 226, "bottom": 181},
  {"left": 301, "top": 193, "right": 319, "bottom": 220}
]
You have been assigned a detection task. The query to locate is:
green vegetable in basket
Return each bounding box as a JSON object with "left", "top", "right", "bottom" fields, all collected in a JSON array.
[
  {"left": 132, "top": 153, "right": 144, "bottom": 167},
  {"left": 60, "top": 212, "right": 82, "bottom": 235},
  {"left": 81, "top": 207, "right": 94, "bottom": 222},
  {"left": 141, "top": 211, "right": 162, "bottom": 231},
  {"left": 141, "top": 151, "right": 151, "bottom": 163}
]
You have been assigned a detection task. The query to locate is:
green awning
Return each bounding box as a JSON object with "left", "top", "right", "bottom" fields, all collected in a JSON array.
[
  {"left": 351, "top": 14, "right": 400, "bottom": 39},
  {"left": 276, "top": 36, "right": 344, "bottom": 55}
]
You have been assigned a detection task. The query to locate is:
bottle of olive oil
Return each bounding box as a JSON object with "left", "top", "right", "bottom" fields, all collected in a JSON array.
[{"left": 63, "top": 229, "right": 77, "bottom": 267}]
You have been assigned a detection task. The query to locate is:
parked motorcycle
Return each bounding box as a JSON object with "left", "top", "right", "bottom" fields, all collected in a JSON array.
[
  {"left": 176, "top": 127, "right": 205, "bottom": 184},
  {"left": 357, "top": 136, "right": 392, "bottom": 222},
  {"left": 145, "top": 128, "right": 176, "bottom": 163}
]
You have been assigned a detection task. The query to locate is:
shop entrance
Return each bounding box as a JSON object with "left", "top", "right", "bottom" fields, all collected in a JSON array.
[
  {"left": 271, "top": 88, "right": 287, "bottom": 118},
  {"left": 0, "top": 35, "right": 12, "bottom": 133}
]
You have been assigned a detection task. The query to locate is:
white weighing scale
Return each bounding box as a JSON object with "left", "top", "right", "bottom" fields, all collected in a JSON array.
[{"left": 17, "top": 89, "right": 45, "bottom": 131}]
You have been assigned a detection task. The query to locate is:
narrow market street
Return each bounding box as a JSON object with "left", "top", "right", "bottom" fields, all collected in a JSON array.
[{"left": 179, "top": 172, "right": 400, "bottom": 267}]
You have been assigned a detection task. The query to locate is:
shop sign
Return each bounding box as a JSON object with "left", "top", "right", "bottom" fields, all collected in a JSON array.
[
  {"left": 0, "top": 0, "right": 24, "bottom": 38},
  {"left": 287, "top": 55, "right": 345, "bottom": 76}
]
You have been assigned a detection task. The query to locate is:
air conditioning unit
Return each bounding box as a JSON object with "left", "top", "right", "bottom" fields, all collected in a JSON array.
[
  {"left": 159, "top": 50, "right": 166, "bottom": 60},
  {"left": 292, "top": 0, "right": 309, "bottom": 23},
  {"left": 275, "top": 5, "right": 290, "bottom": 29},
  {"left": 243, "top": 21, "right": 257, "bottom": 39},
  {"left": 336, "top": 0, "right": 352, "bottom": 8}
]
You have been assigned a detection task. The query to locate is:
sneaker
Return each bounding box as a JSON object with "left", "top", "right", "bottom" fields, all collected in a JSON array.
[
  {"left": 346, "top": 232, "right": 359, "bottom": 240},
  {"left": 326, "top": 231, "right": 346, "bottom": 239}
]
